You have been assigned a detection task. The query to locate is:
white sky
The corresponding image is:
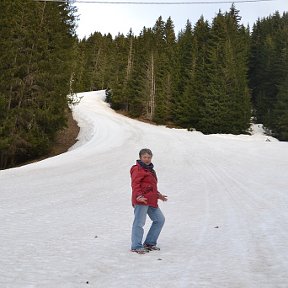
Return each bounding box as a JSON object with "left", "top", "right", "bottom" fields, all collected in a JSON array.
[{"left": 74, "top": 0, "right": 287, "bottom": 38}]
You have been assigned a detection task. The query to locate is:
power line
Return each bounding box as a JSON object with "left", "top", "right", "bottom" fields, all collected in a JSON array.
[{"left": 36, "top": 0, "right": 275, "bottom": 4}]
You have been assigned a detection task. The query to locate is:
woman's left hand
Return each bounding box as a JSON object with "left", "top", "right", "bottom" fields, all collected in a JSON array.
[{"left": 158, "top": 193, "right": 168, "bottom": 202}]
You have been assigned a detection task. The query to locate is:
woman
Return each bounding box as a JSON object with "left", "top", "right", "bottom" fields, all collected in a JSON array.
[{"left": 130, "top": 148, "right": 167, "bottom": 254}]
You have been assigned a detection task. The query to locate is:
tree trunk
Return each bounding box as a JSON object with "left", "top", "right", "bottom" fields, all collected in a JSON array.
[{"left": 147, "top": 52, "right": 155, "bottom": 120}]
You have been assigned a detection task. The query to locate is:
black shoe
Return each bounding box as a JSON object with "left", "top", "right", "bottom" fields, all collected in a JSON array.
[
  {"left": 143, "top": 244, "right": 160, "bottom": 251},
  {"left": 131, "top": 248, "right": 149, "bottom": 254}
]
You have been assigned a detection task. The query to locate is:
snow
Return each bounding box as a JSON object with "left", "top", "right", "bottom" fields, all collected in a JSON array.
[{"left": 1, "top": 90, "right": 288, "bottom": 288}]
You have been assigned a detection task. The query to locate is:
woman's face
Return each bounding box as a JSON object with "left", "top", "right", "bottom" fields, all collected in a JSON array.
[{"left": 140, "top": 153, "right": 152, "bottom": 165}]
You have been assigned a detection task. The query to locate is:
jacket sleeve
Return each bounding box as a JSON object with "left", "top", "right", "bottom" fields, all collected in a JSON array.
[{"left": 131, "top": 166, "right": 144, "bottom": 199}]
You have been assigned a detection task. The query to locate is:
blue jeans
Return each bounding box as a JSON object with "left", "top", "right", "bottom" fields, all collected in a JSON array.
[{"left": 131, "top": 205, "right": 165, "bottom": 250}]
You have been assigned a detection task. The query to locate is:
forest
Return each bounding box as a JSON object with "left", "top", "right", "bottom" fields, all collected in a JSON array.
[
  {"left": 0, "top": 0, "right": 77, "bottom": 169},
  {"left": 0, "top": 1, "right": 287, "bottom": 169}
]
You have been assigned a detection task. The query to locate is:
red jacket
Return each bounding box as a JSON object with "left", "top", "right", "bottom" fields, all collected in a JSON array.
[{"left": 130, "top": 161, "right": 159, "bottom": 208}]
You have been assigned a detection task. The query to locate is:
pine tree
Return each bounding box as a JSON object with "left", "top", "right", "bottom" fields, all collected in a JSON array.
[
  {"left": 249, "top": 11, "right": 288, "bottom": 134},
  {"left": 198, "top": 7, "right": 251, "bottom": 134},
  {"left": 270, "top": 14, "right": 288, "bottom": 140},
  {"left": 0, "top": 0, "right": 77, "bottom": 169},
  {"left": 197, "top": 11, "right": 228, "bottom": 133},
  {"left": 272, "top": 77, "right": 288, "bottom": 140},
  {"left": 187, "top": 16, "right": 210, "bottom": 130},
  {"left": 172, "top": 20, "right": 195, "bottom": 127},
  {"left": 153, "top": 17, "right": 177, "bottom": 124}
]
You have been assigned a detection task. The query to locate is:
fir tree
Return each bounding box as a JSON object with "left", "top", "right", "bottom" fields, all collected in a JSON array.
[
  {"left": 249, "top": 11, "right": 288, "bottom": 134},
  {"left": 272, "top": 77, "right": 288, "bottom": 140},
  {"left": 153, "top": 17, "right": 177, "bottom": 124},
  {"left": 198, "top": 7, "right": 251, "bottom": 134},
  {"left": 172, "top": 20, "right": 195, "bottom": 127},
  {"left": 0, "top": 0, "right": 77, "bottom": 169}
]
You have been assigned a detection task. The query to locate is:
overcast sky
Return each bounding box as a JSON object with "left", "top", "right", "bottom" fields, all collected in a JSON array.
[{"left": 74, "top": 0, "right": 287, "bottom": 39}]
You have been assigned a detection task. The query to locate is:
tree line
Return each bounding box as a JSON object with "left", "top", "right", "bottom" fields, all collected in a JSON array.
[
  {"left": 0, "top": 2, "right": 287, "bottom": 169},
  {"left": 73, "top": 7, "right": 287, "bottom": 139}
]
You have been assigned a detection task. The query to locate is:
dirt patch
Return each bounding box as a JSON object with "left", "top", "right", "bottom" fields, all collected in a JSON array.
[{"left": 48, "top": 110, "right": 80, "bottom": 156}]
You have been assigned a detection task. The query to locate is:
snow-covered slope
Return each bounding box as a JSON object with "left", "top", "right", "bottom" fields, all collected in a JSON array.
[{"left": 1, "top": 91, "right": 288, "bottom": 288}]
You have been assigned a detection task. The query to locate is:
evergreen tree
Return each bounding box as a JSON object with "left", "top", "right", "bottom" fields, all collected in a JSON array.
[
  {"left": 198, "top": 11, "right": 230, "bottom": 133},
  {"left": 198, "top": 7, "right": 251, "bottom": 134},
  {"left": 134, "top": 27, "right": 156, "bottom": 118},
  {"left": 156, "top": 17, "right": 177, "bottom": 124},
  {"left": 153, "top": 17, "right": 177, "bottom": 124},
  {"left": 172, "top": 20, "right": 195, "bottom": 127},
  {"left": 270, "top": 15, "right": 288, "bottom": 140},
  {"left": 0, "top": 0, "right": 76, "bottom": 169},
  {"left": 272, "top": 77, "right": 288, "bottom": 140},
  {"left": 249, "top": 11, "right": 288, "bottom": 133},
  {"left": 189, "top": 16, "right": 210, "bottom": 130}
]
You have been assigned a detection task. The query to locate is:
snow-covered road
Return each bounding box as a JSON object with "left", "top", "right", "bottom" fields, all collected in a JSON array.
[{"left": 1, "top": 91, "right": 288, "bottom": 288}]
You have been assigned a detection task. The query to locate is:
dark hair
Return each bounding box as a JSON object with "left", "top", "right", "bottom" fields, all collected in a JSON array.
[{"left": 139, "top": 148, "right": 153, "bottom": 158}]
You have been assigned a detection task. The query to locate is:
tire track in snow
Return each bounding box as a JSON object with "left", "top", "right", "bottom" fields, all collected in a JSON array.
[
  {"left": 196, "top": 154, "right": 288, "bottom": 286},
  {"left": 155, "top": 134, "right": 215, "bottom": 287}
]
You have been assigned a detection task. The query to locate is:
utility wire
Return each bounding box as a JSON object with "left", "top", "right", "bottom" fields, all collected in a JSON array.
[{"left": 36, "top": 0, "right": 275, "bottom": 4}]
